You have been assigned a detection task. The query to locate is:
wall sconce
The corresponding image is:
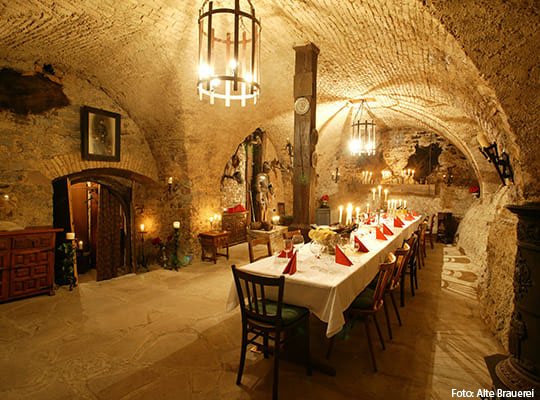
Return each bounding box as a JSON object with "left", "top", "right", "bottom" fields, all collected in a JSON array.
[
  {"left": 477, "top": 133, "right": 514, "bottom": 185},
  {"left": 332, "top": 167, "right": 340, "bottom": 183}
]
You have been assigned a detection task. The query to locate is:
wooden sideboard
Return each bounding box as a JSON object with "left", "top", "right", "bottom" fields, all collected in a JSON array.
[
  {"left": 221, "top": 211, "right": 248, "bottom": 245},
  {"left": 0, "top": 228, "right": 62, "bottom": 302}
]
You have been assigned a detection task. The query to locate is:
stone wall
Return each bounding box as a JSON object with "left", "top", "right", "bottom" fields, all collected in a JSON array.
[{"left": 0, "top": 61, "right": 158, "bottom": 230}]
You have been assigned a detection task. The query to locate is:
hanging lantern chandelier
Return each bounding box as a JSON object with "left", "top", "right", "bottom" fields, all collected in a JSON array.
[
  {"left": 198, "top": 0, "right": 261, "bottom": 106},
  {"left": 349, "top": 100, "right": 376, "bottom": 156}
]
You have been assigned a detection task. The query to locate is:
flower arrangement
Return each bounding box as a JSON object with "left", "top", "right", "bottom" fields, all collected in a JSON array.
[
  {"left": 320, "top": 194, "right": 329, "bottom": 208},
  {"left": 469, "top": 185, "right": 480, "bottom": 198}
]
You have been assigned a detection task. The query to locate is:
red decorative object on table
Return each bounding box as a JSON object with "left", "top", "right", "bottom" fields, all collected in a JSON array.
[{"left": 335, "top": 245, "right": 353, "bottom": 266}]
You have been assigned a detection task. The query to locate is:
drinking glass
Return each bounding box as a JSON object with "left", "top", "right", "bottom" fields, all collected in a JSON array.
[
  {"left": 309, "top": 240, "right": 322, "bottom": 259},
  {"left": 284, "top": 238, "right": 293, "bottom": 258},
  {"left": 292, "top": 234, "right": 304, "bottom": 251}
]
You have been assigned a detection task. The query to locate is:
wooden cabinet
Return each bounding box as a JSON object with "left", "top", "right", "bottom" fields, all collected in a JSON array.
[
  {"left": 222, "top": 211, "right": 248, "bottom": 245},
  {"left": 198, "top": 231, "right": 230, "bottom": 264},
  {"left": 0, "top": 228, "right": 61, "bottom": 302}
]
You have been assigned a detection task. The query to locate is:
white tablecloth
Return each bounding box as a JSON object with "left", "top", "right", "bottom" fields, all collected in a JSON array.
[{"left": 226, "top": 216, "right": 423, "bottom": 337}]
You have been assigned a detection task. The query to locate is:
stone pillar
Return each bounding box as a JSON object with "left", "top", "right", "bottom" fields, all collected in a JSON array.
[
  {"left": 496, "top": 203, "right": 540, "bottom": 391},
  {"left": 291, "top": 42, "right": 319, "bottom": 234}
]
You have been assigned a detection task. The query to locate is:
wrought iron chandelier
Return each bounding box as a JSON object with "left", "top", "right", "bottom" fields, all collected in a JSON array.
[
  {"left": 198, "top": 0, "right": 261, "bottom": 106},
  {"left": 349, "top": 99, "right": 376, "bottom": 156}
]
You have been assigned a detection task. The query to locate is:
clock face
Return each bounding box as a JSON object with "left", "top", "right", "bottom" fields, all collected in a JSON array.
[{"left": 294, "top": 97, "right": 310, "bottom": 115}]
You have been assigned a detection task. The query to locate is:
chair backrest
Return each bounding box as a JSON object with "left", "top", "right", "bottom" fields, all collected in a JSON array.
[
  {"left": 248, "top": 237, "right": 273, "bottom": 263},
  {"left": 406, "top": 233, "right": 419, "bottom": 265},
  {"left": 389, "top": 243, "right": 411, "bottom": 289},
  {"left": 231, "top": 265, "right": 285, "bottom": 327},
  {"left": 419, "top": 222, "right": 427, "bottom": 243},
  {"left": 283, "top": 230, "right": 302, "bottom": 240},
  {"left": 371, "top": 253, "right": 396, "bottom": 310}
]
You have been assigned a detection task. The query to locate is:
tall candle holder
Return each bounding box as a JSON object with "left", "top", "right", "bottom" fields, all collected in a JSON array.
[{"left": 139, "top": 226, "right": 147, "bottom": 269}]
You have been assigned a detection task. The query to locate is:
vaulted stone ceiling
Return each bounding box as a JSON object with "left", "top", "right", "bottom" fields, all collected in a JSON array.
[{"left": 1, "top": 0, "right": 530, "bottom": 194}]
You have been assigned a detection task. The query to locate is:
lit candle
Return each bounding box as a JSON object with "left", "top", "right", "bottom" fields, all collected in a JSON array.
[
  {"left": 140, "top": 224, "right": 145, "bottom": 232},
  {"left": 173, "top": 221, "right": 180, "bottom": 229},
  {"left": 404, "top": 200, "right": 407, "bottom": 209},
  {"left": 355, "top": 206, "right": 360, "bottom": 223},
  {"left": 167, "top": 176, "right": 173, "bottom": 185},
  {"left": 218, "top": 215, "right": 222, "bottom": 222},
  {"left": 399, "top": 199, "right": 402, "bottom": 207},
  {"left": 66, "top": 232, "right": 75, "bottom": 240},
  {"left": 78, "top": 240, "right": 83, "bottom": 250},
  {"left": 372, "top": 188, "right": 376, "bottom": 200},
  {"left": 378, "top": 185, "right": 382, "bottom": 198},
  {"left": 384, "top": 189, "right": 388, "bottom": 201},
  {"left": 407, "top": 169, "right": 411, "bottom": 176},
  {"left": 369, "top": 171, "right": 372, "bottom": 183},
  {"left": 338, "top": 205, "right": 343, "bottom": 225},
  {"left": 346, "top": 203, "right": 353, "bottom": 225}
]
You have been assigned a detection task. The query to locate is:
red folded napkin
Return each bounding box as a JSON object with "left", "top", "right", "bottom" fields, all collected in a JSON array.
[
  {"left": 232, "top": 204, "right": 247, "bottom": 213},
  {"left": 354, "top": 236, "right": 369, "bottom": 253},
  {"left": 277, "top": 249, "right": 293, "bottom": 258},
  {"left": 335, "top": 245, "right": 353, "bottom": 266},
  {"left": 382, "top": 223, "right": 394, "bottom": 236},
  {"left": 282, "top": 250, "right": 297, "bottom": 275},
  {"left": 394, "top": 217, "right": 404, "bottom": 228},
  {"left": 412, "top": 211, "right": 418, "bottom": 217},
  {"left": 405, "top": 214, "right": 414, "bottom": 221},
  {"left": 375, "top": 227, "right": 387, "bottom": 240}
]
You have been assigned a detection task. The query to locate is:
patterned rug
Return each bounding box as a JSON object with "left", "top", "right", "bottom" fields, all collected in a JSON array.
[{"left": 441, "top": 245, "right": 479, "bottom": 300}]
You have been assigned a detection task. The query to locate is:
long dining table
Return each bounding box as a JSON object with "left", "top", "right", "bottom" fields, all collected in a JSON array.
[{"left": 226, "top": 215, "right": 423, "bottom": 338}]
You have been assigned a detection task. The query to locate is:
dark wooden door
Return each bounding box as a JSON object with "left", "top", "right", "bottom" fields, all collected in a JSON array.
[
  {"left": 53, "top": 177, "right": 72, "bottom": 284},
  {"left": 96, "top": 186, "right": 122, "bottom": 281}
]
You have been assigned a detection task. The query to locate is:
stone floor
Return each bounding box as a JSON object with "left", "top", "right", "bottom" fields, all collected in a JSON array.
[{"left": 0, "top": 242, "right": 504, "bottom": 399}]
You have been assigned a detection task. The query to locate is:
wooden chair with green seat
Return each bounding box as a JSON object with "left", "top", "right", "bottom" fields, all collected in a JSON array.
[
  {"left": 385, "top": 243, "right": 411, "bottom": 334},
  {"left": 248, "top": 237, "right": 273, "bottom": 263},
  {"left": 326, "top": 253, "right": 397, "bottom": 372},
  {"left": 232, "top": 265, "right": 311, "bottom": 400}
]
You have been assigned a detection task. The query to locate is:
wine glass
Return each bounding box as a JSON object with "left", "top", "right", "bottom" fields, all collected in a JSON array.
[
  {"left": 283, "top": 238, "right": 293, "bottom": 259},
  {"left": 310, "top": 240, "right": 322, "bottom": 259},
  {"left": 292, "top": 234, "right": 304, "bottom": 251}
]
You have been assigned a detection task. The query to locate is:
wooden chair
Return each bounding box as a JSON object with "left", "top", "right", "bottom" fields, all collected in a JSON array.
[
  {"left": 400, "top": 234, "right": 419, "bottom": 305},
  {"left": 427, "top": 214, "right": 435, "bottom": 249},
  {"left": 385, "top": 243, "right": 411, "bottom": 334},
  {"left": 248, "top": 237, "right": 273, "bottom": 263},
  {"left": 418, "top": 222, "right": 427, "bottom": 267},
  {"left": 283, "top": 230, "right": 302, "bottom": 240},
  {"left": 232, "top": 265, "right": 311, "bottom": 400},
  {"left": 327, "top": 254, "right": 397, "bottom": 372}
]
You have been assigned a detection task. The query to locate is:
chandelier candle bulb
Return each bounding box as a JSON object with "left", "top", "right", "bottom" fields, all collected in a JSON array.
[{"left": 477, "top": 132, "right": 491, "bottom": 148}]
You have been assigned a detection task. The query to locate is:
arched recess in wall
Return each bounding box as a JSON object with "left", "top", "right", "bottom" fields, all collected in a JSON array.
[
  {"left": 220, "top": 129, "right": 288, "bottom": 230},
  {"left": 52, "top": 168, "right": 158, "bottom": 282}
]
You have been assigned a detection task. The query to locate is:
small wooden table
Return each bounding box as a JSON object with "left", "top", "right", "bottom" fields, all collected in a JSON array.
[{"left": 198, "top": 231, "right": 230, "bottom": 264}]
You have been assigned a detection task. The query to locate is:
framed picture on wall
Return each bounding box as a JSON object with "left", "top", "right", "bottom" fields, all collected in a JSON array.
[{"left": 81, "top": 106, "right": 121, "bottom": 161}]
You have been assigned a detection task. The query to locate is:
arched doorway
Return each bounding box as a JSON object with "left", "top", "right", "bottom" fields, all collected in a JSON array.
[{"left": 52, "top": 169, "right": 151, "bottom": 282}]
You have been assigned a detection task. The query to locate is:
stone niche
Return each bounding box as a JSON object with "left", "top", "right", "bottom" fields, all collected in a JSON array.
[{"left": 317, "top": 128, "right": 479, "bottom": 223}]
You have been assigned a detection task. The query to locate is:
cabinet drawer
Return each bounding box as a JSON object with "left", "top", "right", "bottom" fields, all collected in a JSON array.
[
  {"left": 9, "top": 255, "right": 52, "bottom": 298},
  {"left": 0, "top": 269, "right": 8, "bottom": 300},
  {"left": 0, "top": 237, "right": 10, "bottom": 251},
  {"left": 12, "top": 251, "right": 50, "bottom": 267},
  {"left": 0, "top": 251, "right": 9, "bottom": 269},
  {"left": 12, "top": 234, "right": 55, "bottom": 250}
]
